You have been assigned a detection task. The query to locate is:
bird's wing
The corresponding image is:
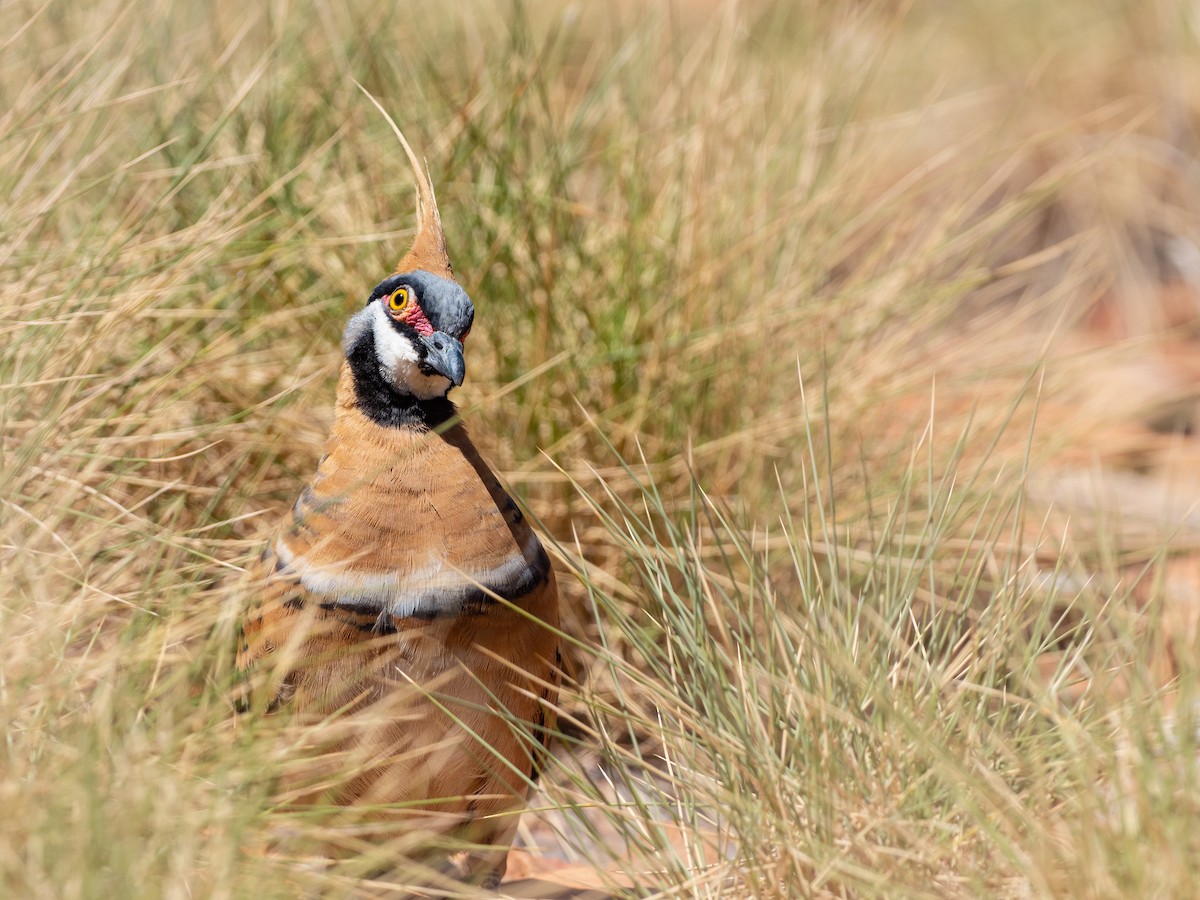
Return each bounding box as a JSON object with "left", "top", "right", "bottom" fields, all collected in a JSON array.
[{"left": 236, "top": 539, "right": 390, "bottom": 714}]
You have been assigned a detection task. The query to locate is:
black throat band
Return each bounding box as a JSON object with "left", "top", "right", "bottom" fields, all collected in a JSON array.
[{"left": 346, "top": 328, "right": 456, "bottom": 429}]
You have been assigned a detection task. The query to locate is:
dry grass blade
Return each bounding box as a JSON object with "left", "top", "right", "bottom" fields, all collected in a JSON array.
[{"left": 6, "top": 0, "right": 1200, "bottom": 897}]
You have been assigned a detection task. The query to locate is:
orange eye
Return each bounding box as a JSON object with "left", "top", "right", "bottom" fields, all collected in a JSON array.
[{"left": 387, "top": 287, "right": 410, "bottom": 313}]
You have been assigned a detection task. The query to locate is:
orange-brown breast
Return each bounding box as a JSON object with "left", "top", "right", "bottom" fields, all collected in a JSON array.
[{"left": 237, "top": 363, "right": 560, "bottom": 872}]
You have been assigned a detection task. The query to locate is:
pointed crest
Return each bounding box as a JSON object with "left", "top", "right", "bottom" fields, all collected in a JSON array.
[{"left": 356, "top": 83, "right": 455, "bottom": 281}]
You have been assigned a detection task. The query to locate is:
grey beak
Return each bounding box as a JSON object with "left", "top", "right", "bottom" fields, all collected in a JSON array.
[{"left": 419, "top": 331, "right": 466, "bottom": 386}]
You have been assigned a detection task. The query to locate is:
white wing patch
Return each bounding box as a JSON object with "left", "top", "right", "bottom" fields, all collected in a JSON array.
[{"left": 273, "top": 531, "right": 544, "bottom": 618}]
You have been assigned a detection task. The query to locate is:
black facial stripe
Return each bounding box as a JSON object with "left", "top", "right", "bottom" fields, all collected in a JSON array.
[
  {"left": 377, "top": 294, "right": 439, "bottom": 371},
  {"left": 367, "top": 270, "right": 474, "bottom": 339},
  {"left": 384, "top": 313, "right": 416, "bottom": 333},
  {"left": 367, "top": 274, "right": 419, "bottom": 307},
  {"left": 345, "top": 325, "right": 456, "bottom": 429}
]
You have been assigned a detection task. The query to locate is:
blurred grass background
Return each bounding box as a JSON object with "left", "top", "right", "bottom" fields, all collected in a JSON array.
[{"left": 6, "top": 0, "right": 1200, "bottom": 896}]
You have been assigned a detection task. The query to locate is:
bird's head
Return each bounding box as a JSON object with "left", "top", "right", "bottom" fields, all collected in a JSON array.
[
  {"left": 340, "top": 102, "right": 475, "bottom": 411},
  {"left": 342, "top": 270, "right": 474, "bottom": 401}
]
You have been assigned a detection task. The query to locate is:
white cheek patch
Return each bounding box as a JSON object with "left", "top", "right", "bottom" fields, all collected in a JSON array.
[{"left": 370, "top": 310, "right": 452, "bottom": 401}]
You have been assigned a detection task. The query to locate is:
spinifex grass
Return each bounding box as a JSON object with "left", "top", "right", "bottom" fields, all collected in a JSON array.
[{"left": 5, "top": 0, "right": 1200, "bottom": 896}]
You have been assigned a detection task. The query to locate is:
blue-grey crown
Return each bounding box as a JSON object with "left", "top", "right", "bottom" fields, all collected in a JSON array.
[{"left": 368, "top": 270, "right": 474, "bottom": 340}]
